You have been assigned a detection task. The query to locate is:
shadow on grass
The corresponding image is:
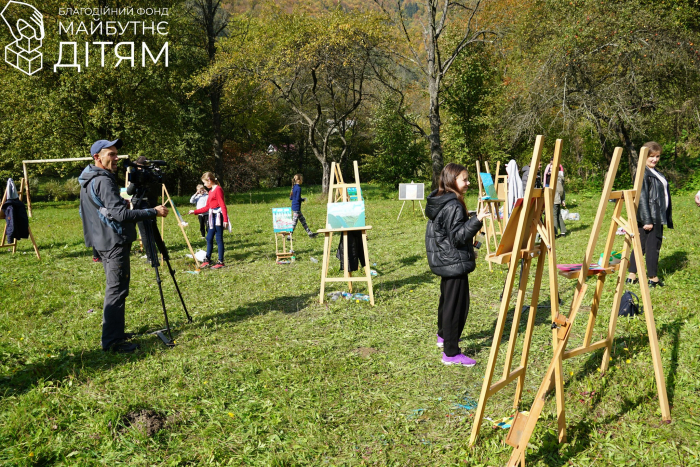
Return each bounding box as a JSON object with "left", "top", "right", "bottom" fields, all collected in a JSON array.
[
  {"left": 195, "top": 292, "right": 318, "bottom": 328},
  {"left": 561, "top": 222, "right": 590, "bottom": 235},
  {"left": 658, "top": 250, "right": 688, "bottom": 276}
]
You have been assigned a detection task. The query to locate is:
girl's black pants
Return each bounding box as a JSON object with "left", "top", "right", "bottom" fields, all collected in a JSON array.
[{"left": 437, "top": 274, "right": 470, "bottom": 357}]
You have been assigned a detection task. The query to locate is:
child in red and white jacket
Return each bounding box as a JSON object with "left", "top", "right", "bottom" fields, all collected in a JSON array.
[{"left": 189, "top": 172, "right": 229, "bottom": 269}]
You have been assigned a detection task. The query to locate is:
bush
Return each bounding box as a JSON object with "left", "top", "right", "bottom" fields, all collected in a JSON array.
[{"left": 43, "top": 178, "right": 80, "bottom": 201}]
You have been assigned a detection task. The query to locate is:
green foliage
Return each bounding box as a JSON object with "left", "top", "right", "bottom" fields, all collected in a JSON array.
[
  {"left": 43, "top": 178, "right": 80, "bottom": 201},
  {"left": 362, "top": 96, "right": 429, "bottom": 187}
]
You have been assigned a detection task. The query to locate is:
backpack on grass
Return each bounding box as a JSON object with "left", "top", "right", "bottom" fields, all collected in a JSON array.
[{"left": 618, "top": 291, "right": 640, "bottom": 317}]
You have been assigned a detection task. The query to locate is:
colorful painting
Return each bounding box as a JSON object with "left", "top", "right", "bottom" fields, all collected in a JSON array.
[
  {"left": 327, "top": 201, "right": 366, "bottom": 229},
  {"left": 272, "top": 207, "right": 294, "bottom": 232}
]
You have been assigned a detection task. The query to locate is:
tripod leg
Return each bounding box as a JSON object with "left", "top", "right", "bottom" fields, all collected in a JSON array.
[
  {"left": 153, "top": 265, "right": 175, "bottom": 345},
  {"left": 163, "top": 256, "right": 193, "bottom": 323}
]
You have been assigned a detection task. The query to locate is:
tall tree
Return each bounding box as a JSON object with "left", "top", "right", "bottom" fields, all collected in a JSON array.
[
  {"left": 206, "top": 5, "right": 387, "bottom": 193},
  {"left": 189, "top": 0, "right": 230, "bottom": 178},
  {"left": 374, "top": 0, "right": 495, "bottom": 189}
]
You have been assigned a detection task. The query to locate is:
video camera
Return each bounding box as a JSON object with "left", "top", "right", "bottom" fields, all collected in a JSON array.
[{"left": 124, "top": 158, "right": 167, "bottom": 196}]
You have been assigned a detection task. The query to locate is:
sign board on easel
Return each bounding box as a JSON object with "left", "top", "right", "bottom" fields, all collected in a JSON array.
[{"left": 397, "top": 182, "right": 425, "bottom": 220}]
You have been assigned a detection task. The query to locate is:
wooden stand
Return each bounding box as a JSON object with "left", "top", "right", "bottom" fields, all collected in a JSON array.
[
  {"left": 469, "top": 136, "right": 563, "bottom": 449},
  {"left": 0, "top": 178, "right": 40, "bottom": 259},
  {"left": 160, "top": 184, "right": 200, "bottom": 268},
  {"left": 476, "top": 161, "right": 506, "bottom": 271},
  {"left": 503, "top": 147, "right": 671, "bottom": 466},
  {"left": 318, "top": 161, "right": 375, "bottom": 305},
  {"left": 275, "top": 232, "right": 294, "bottom": 261},
  {"left": 396, "top": 199, "right": 425, "bottom": 220}
]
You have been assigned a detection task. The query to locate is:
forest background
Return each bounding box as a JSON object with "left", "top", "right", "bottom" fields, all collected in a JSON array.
[{"left": 2, "top": 0, "right": 700, "bottom": 196}]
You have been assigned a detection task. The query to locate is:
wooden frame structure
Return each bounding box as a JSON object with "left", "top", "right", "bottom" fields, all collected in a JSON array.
[
  {"left": 1, "top": 178, "right": 40, "bottom": 259},
  {"left": 21, "top": 156, "right": 130, "bottom": 217},
  {"left": 502, "top": 146, "right": 671, "bottom": 466},
  {"left": 476, "top": 161, "right": 506, "bottom": 271},
  {"left": 469, "top": 136, "right": 564, "bottom": 455},
  {"left": 160, "top": 184, "right": 199, "bottom": 268},
  {"left": 318, "top": 161, "right": 375, "bottom": 305},
  {"left": 275, "top": 232, "right": 294, "bottom": 262}
]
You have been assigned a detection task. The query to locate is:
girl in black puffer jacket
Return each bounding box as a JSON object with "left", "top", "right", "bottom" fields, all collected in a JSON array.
[{"left": 425, "top": 163, "right": 489, "bottom": 366}]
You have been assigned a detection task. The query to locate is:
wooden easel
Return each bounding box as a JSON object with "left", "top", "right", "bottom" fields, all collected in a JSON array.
[
  {"left": 0, "top": 178, "right": 40, "bottom": 259},
  {"left": 318, "top": 161, "right": 375, "bottom": 305},
  {"left": 476, "top": 161, "right": 506, "bottom": 271},
  {"left": 469, "top": 136, "right": 564, "bottom": 461},
  {"left": 160, "top": 184, "right": 200, "bottom": 268},
  {"left": 275, "top": 232, "right": 294, "bottom": 261},
  {"left": 503, "top": 147, "right": 671, "bottom": 466}
]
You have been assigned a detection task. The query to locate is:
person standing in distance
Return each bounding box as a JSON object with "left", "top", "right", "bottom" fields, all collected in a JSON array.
[
  {"left": 425, "top": 163, "right": 489, "bottom": 366},
  {"left": 79, "top": 139, "right": 169, "bottom": 353},
  {"left": 626, "top": 141, "right": 673, "bottom": 288}
]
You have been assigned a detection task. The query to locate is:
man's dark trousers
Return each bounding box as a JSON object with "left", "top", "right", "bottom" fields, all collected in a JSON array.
[{"left": 99, "top": 242, "right": 132, "bottom": 350}]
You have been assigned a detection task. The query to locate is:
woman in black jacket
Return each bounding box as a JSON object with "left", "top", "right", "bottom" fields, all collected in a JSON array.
[
  {"left": 626, "top": 142, "right": 673, "bottom": 288},
  {"left": 425, "top": 163, "right": 489, "bottom": 366}
]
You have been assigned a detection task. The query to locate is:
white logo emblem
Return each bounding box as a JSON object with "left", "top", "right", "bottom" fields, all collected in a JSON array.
[{"left": 1, "top": 1, "right": 44, "bottom": 75}]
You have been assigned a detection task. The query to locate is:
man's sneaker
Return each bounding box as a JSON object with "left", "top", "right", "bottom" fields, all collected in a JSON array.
[
  {"left": 200, "top": 260, "right": 212, "bottom": 268},
  {"left": 104, "top": 341, "right": 140, "bottom": 353},
  {"left": 308, "top": 232, "right": 318, "bottom": 238},
  {"left": 442, "top": 353, "right": 476, "bottom": 367},
  {"left": 211, "top": 261, "right": 225, "bottom": 269}
]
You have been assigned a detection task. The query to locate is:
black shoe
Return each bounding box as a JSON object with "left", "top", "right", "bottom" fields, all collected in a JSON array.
[
  {"left": 104, "top": 341, "right": 139, "bottom": 353},
  {"left": 308, "top": 232, "right": 318, "bottom": 238},
  {"left": 625, "top": 278, "right": 639, "bottom": 284},
  {"left": 648, "top": 279, "right": 665, "bottom": 288}
]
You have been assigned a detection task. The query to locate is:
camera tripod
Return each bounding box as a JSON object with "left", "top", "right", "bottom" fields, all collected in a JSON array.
[{"left": 134, "top": 193, "right": 192, "bottom": 346}]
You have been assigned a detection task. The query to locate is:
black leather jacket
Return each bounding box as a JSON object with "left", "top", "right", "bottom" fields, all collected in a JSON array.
[
  {"left": 425, "top": 191, "right": 483, "bottom": 277},
  {"left": 637, "top": 168, "right": 673, "bottom": 230}
]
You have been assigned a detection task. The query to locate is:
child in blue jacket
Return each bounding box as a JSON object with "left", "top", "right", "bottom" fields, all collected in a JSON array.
[{"left": 290, "top": 174, "right": 317, "bottom": 238}]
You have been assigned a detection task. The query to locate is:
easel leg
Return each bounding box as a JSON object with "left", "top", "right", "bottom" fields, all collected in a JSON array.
[
  {"left": 361, "top": 230, "right": 374, "bottom": 306},
  {"left": 28, "top": 227, "right": 40, "bottom": 260},
  {"left": 397, "top": 200, "right": 406, "bottom": 221},
  {"left": 601, "top": 235, "right": 630, "bottom": 373},
  {"left": 624, "top": 195, "right": 671, "bottom": 420},
  {"left": 319, "top": 233, "right": 330, "bottom": 303},
  {"left": 502, "top": 257, "right": 533, "bottom": 383},
  {"left": 419, "top": 200, "right": 425, "bottom": 219}
]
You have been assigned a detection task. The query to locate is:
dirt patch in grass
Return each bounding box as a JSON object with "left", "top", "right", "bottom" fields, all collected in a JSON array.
[
  {"left": 120, "top": 410, "right": 168, "bottom": 437},
  {"left": 353, "top": 347, "right": 379, "bottom": 358}
]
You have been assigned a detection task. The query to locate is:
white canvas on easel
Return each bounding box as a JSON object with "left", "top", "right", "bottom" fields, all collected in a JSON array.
[{"left": 397, "top": 182, "right": 425, "bottom": 220}]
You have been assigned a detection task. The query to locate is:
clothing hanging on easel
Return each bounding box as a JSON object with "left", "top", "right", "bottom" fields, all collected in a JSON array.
[
  {"left": 336, "top": 231, "right": 366, "bottom": 272},
  {"left": 505, "top": 160, "right": 523, "bottom": 217},
  {"left": 2, "top": 179, "right": 29, "bottom": 242}
]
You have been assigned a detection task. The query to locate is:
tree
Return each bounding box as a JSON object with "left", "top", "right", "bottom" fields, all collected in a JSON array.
[
  {"left": 207, "top": 5, "right": 387, "bottom": 194},
  {"left": 373, "top": 0, "right": 495, "bottom": 189},
  {"left": 500, "top": 0, "right": 700, "bottom": 178},
  {"left": 363, "top": 96, "right": 429, "bottom": 187}
]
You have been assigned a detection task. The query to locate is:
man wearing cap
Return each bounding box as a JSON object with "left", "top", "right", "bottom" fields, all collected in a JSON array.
[{"left": 79, "top": 139, "right": 169, "bottom": 353}]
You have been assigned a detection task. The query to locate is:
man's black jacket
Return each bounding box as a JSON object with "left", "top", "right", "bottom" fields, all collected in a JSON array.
[
  {"left": 425, "top": 190, "right": 483, "bottom": 278},
  {"left": 637, "top": 168, "right": 673, "bottom": 234}
]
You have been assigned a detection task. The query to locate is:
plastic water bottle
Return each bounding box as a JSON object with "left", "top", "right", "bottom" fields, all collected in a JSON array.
[{"left": 310, "top": 257, "right": 319, "bottom": 263}]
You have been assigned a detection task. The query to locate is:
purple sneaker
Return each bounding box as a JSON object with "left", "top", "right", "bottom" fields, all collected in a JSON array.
[
  {"left": 442, "top": 353, "right": 476, "bottom": 367},
  {"left": 437, "top": 334, "right": 444, "bottom": 348}
]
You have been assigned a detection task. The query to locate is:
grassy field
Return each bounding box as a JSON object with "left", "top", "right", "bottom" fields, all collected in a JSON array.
[{"left": 1, "top": 185, "right": 699, "bottom": 466}]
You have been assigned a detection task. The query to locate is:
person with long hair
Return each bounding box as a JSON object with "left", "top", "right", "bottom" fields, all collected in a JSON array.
[
  {"left": 425, "top": 163, "right": 489, "bottom": 366},
  {"left": 289, "top": 174, "right": 318, "bottom": 238},
  {"left": 189, "top": 172, "right": 229, "bottom": 269},
  {"left": 626, "top": 142, "right": 673, "bottom": 287}
]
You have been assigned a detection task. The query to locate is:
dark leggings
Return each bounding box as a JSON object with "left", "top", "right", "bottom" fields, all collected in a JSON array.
[
  {"left": 629, "top": 225, "right": 663, "bottom": 278},
  {"left": 292, "top": 210, "right": 312, "bottom": 234},
  {"left": 437, "top": 275, "right": 470, "bottom": 357},
  {"left": 206, "top": 224, "right": 225, "bottom": 262}
]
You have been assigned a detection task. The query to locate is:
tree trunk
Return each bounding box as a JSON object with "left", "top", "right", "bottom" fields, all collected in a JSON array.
[
  {"left": 210, "top": 83, "right": 224, "bottom": 178},
  {"left": 617, "top": 121, "right": 638, "bottom": 179},
  {"left": 428, "top": 82, "right": 443, "bottom": 191},
  {"left": 321, "top": 159, "right": 330, "bottom": 196}
]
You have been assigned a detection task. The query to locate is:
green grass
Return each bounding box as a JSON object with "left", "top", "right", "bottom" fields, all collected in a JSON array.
[{"left": 1, "top": 185, "right": 700, "bottom": 466}]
